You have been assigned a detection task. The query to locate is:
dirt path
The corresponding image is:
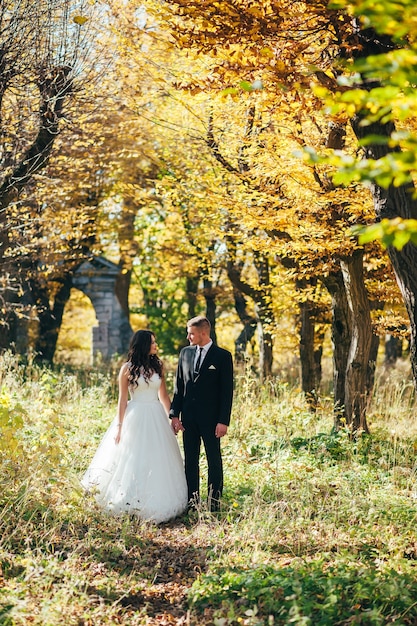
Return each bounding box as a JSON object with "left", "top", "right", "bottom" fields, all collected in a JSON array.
[{"left": 104, "top": 519, "right": 214, "bottom": 625}]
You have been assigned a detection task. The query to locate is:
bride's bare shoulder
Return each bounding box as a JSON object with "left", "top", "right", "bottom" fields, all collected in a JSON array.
[{"left": 119, "top": 362, "right": 130, "bottom": 377}]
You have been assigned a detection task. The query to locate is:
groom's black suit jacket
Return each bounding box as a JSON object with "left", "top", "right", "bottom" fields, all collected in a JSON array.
[{"left": 170, "top": 344, "right": 233, "bottom": 427}]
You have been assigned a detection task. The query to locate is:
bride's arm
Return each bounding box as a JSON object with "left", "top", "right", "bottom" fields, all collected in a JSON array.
[
  {"left": 158, "top": 375, "right": 171, "bottom": 416},
  {"left": 115, "top": 363, "right": 129, "bottom": 444}
]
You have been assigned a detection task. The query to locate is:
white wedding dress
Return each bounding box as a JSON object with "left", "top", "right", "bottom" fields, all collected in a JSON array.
[{"left": 81, "top": 373, "right": 188, "bottom": 523}]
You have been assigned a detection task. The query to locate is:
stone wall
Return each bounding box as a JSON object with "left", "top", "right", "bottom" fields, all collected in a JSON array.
[{"left": 73, "top": 257, "right": 133, "bottom": 360}]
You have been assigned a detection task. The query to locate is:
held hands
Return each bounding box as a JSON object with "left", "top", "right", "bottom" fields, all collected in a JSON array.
[{"left": 171, "top": 417, "right": 185, "bottom": 435}]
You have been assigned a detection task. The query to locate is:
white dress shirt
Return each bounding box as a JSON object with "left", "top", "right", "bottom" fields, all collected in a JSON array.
[{"left": 194, "top": 340, "right": 212, "bottom": 370}]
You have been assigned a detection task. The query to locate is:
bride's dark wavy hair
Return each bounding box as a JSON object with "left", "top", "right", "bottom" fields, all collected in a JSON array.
[{"left": 127, "top": 330, "right": 163, "bottom": 387}]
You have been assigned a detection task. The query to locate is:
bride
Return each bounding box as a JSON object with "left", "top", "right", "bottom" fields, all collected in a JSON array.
[{"left": 82, "top": 330, "right": 188, "bottom": 523}]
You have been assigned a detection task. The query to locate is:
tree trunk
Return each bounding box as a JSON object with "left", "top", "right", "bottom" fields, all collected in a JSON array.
[
  {"left": 299, "top": 300, "right": 318, "bottom": 409},
  {"left": 253, "top": 252, "right": 274, "bottom": 378},
  {"left": 226, "top": 247, "right": 274, "bottom": 378},
  {"left": 115, "top": 197, "right": 140, "bottom": 319},
  {"left": 0, "top": 264, "right": 73, "bottom": 363},
  {"left": 366, "top": 301, "right": 383, "bottom": 407},
  {"left": 366, "top": 331, "right": 380, "bottom": 409},
  {"left": 186, "top": 276, "right": 199, "bottom": 319},
  {"left": 340, "top": 251, "right": 372, "bottom": 433},
  {"left": 203, "top": 277, "right": 217, "bottom": 344},
  {"left": 0, "top": 67, "right": 73, "bottom": 348},
  {"left": 233, "top": 287, "right": 257, "bottom": 363},
  {"left": 0, "top": 67, "right": 72, "bottom": 263},
  {"left": 385, "top": 335, "right": 402, "bottom": 367},
  {"left": 33, "top": 276, "right": 73, "bottom": 363},
  {"left": 208, "top": 106, "right": 274, "bottom": 375},
  {"left": 350, "top": 73, "right": 417, "bottom": 389},
  {"left": 314, "top": 325, "right": 325, "bottom": 392},
  {"left": 322, "top": 270, "right": 352, "bottom": 428},
  {"left": 0, "top": 271, "right": 24, "bottom": 351},
  {"left": 256, "top": 309, "right": 274, "bottom": 380}
]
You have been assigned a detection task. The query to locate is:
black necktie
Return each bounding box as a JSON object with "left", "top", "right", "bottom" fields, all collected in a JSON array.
[{"left": 194, "top": 347, "right": 202, "bottom": 377}]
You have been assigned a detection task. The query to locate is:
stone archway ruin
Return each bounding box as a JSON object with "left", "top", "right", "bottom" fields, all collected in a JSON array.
[{"left": 73, "top": 256, "right": 133, "bottom": 360}]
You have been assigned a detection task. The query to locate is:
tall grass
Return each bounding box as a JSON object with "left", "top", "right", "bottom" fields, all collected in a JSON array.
[{"left": 1, "top": 354, "right": 417, "bottom": 625}]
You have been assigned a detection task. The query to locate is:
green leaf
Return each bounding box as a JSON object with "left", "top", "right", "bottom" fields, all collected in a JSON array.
[
  {"left": 359, "top": 135, "right": 390, "bottom": 146},
  {"left": 239, "top": 80, "right": 253, "bottom": 92}
]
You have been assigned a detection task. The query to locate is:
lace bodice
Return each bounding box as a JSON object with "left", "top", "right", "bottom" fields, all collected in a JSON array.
[{"left": 129, "top": 372, "right": 161, "bottom": 403}]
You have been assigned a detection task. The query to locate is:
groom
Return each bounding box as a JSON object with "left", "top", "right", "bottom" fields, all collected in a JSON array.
[{"left": 170, "top": 315, "right": 233, "bottom": 512}]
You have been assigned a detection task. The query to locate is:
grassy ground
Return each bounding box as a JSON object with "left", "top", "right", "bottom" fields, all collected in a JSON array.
[{"left": 1, "top": 353, "right": 417, "bottom": 625}]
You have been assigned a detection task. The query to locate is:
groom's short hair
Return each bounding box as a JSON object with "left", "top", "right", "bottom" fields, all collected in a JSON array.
[{"left": 187, "top": 315, "right": 211, "bottom": 331}]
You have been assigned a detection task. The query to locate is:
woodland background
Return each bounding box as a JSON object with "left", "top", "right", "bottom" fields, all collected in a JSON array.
[
  {"left": 3, "top": 1, "right": 417, "bottom": 624},
  {"left": 2, "top": 0, "right": 417, "bottom": 432}
]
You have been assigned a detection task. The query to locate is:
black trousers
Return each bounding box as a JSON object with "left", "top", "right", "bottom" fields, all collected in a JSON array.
[{"left": 182, "top": 419, "right": 223, "bottom": 507}]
